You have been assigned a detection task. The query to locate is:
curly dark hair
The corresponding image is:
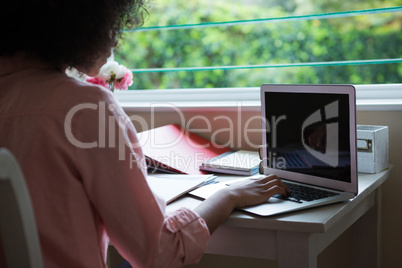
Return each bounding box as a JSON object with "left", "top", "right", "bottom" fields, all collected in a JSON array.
[{"left": 0, "top": 0, "right": 148, "bottom": 71}]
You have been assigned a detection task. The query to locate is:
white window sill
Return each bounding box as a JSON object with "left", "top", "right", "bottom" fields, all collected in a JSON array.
[{"left": 115, "top": 84, "right": 402, "bottom": 112}]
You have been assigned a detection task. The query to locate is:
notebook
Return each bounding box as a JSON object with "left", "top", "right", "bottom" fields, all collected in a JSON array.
[
  {"left": 147, "top": 174, "right": 215, "bottom": 204},
  {"left": 137, "top": 124, "right": 231, "bottom": 175},
  {"left": 199, "top": 150, "right": 260, "bottom": 176},
  {"left": 191, "top": 84, "right": 358, "bottom": 216}
]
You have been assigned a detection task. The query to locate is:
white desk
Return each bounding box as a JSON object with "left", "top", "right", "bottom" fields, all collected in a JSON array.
[{"left": 168, "top": 168, "right": 391, "bottom": 268}]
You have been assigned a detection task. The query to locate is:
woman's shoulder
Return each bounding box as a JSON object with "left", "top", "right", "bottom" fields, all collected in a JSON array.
[
  {"left": 42, "top": 70, "right": 117, "bottom": 113},
  {"left": 60, "top": 72, "right": 114, "bottom": 102}
]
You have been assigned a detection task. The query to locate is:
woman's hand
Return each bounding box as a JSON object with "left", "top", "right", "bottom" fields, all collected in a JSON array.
[
  {"left": 195, "top": 174, "right": 289, "bottom": 234},
  {"left": 223, "top": 174, "right": 290, "bottom": 208}
]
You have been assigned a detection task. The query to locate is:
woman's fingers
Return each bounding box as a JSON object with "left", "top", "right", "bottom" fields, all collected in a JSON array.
[
  {"left": 264, "top": 184, "right": 288, "bottom": 198},
  {"left": 226, "top": 175, "right": 289, "bottom": 208},
  {"left": 254, "top": 174, "right": 290, "bottom": 195}
]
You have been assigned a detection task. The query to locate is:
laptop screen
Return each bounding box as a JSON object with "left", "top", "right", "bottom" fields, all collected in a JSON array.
[{"left": 263, "top": 88, "right": 354, "bottom": 184}]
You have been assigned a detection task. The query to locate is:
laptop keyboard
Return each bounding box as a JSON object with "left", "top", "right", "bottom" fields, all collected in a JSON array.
[{"left": 274, "top": 182, "right": 340, "bottom": 203}]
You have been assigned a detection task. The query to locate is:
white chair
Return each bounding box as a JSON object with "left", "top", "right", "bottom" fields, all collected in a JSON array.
[{"left": 0, "top": 148, "right": 43, "bottom": 268}]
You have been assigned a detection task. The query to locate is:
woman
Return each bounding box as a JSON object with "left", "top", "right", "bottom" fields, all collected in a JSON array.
[{"left": 0, "top": 0, "right": 289, "bottom": 267}]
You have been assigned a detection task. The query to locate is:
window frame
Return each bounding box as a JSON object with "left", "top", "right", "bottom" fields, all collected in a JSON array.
[{"left": 115, "top": 84, "right": 402, "bottom": 112}]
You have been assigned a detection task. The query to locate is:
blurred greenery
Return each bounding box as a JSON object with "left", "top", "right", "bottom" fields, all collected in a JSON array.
[{"left": 114, "top": 0, "right": 402, "bottom": 89}]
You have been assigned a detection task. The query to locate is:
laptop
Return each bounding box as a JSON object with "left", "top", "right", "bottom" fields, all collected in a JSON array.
[{"left": 190, "top": 84, "right": 358, "bottom": 216}]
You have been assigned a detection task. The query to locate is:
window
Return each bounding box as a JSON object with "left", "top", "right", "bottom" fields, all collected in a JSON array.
[{"left": 114, "top": 0, "right": 402, "bottom": 110}]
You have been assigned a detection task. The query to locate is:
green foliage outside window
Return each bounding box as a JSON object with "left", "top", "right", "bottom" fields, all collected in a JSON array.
[{"left": 114, "top": 0, "right": 402, "bottom": 90}]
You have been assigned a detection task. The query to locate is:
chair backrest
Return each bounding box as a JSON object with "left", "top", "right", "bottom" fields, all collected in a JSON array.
[{"left": 0, "top": 148, "right": 43, "bottom": 268}]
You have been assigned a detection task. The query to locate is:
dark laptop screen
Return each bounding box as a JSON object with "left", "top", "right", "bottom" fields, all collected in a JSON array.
[{"left": 264, "top": 92, "right": 351, "bottom": 183}]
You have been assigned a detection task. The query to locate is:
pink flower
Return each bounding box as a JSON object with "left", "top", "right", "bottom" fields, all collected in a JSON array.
[
  {"left": 85, "top": 61, "right": 133, "bottom": 92},
  {"left": 114, "top": 71, "right": 133, "bottom": 90},
  {"left": 85, "top": 76, "right": 109, "bottom": 89}
]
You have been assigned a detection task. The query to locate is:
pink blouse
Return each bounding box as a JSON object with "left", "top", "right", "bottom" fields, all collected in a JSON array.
[{"left": 0, "top": 55, "right": 210, "bottom": 267}]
